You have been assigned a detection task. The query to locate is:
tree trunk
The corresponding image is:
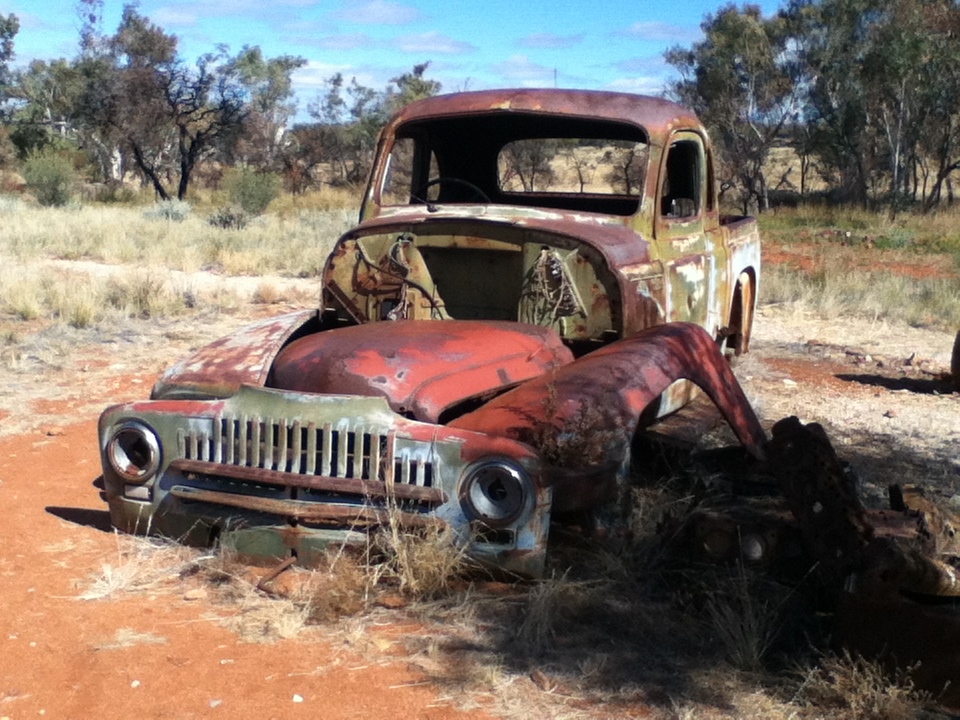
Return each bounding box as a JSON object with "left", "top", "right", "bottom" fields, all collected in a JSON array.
[{"left": 130, "top": 142, "right": 170, "bottom": 201}]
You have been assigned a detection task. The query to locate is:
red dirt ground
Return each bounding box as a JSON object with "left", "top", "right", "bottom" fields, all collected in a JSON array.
[
  {"left": 763, "top": 241, "right": 959, "bottom": 280},
  {"left": 0, "top": 387, "right": 492, "bottom": 720},
  {"left": 1, "top": 302, "right": 956, "bottom": 719}
]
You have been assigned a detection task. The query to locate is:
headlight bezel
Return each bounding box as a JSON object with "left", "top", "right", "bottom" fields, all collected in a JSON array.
[
  {"left": 458, "top": 458, "right": 533, "bottom": 528},
  {"left": 106, "top": 420, "right": 162, "bottom": 484}
]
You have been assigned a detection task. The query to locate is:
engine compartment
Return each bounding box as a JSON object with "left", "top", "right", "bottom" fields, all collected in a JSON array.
[{"left": 321, "top": 224, "right": 622, "bottom": 349}]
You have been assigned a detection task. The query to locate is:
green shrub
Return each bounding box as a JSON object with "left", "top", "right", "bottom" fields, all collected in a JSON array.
[
  {"left": 94, "top": 183, "right": 138, "bottom": 204},
  {"left": 225, "top": 169, "right": 280, "bottom": 215},
  {"left": 208, "top": 205, "right": 249, "bottom": 230},
  {"left": 21, "top": 153, "right": 75, "bottom": 207},
  {"left": 144, "top": 200, "right": 192, "bottom": 222}
]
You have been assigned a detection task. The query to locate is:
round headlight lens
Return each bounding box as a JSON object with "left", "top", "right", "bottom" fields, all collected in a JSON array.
[
  {"left": 460, "top": 460, "right": 530, "bottom": 527},
  {"left": 107, "top": 421, "right": 161, "bottom": 483}
]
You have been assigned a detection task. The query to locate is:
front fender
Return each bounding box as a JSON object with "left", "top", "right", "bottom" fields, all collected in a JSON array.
[
  {"left": 450, "top": 322, "right": 766, "bottom": 475},
  {"left": 151, "top": 310, "right": 320, "bottom": 400}
]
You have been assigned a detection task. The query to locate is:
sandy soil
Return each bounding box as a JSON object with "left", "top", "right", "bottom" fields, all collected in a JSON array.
[{"left": 0, "top": 268, "right": 957, "bottom": 719}]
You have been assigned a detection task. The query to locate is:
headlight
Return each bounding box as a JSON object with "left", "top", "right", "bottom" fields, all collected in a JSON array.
[
  {"left": 459, "top": 459, "right": 531, "bottom": 527},
  {"left": 106, "top": 421, "right": 161, "bottom": 483}
]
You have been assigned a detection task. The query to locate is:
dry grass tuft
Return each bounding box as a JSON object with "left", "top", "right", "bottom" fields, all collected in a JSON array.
[
  {"left": 794, "top": 651, "right": 931, "bottom": 719},
  {"left": 761, "top": 264, "right": 960, "bottom": 330},
  {"left": 759, "top": 205, "right": 960, "bottom": 330},
  {"left": 516, "top": 571, "right": 596, "bottom": 654},
  {"left": 522, "top": 385, "right": 625, "bottom": 469},
  {"left": 94, "top": 628, "right": 169, "bottom": 651},
  {"left": 104, "top": 271, "right": 183, "bottom": 319},
  {"left": 251, "top": 281, "right": 282, "bottom": 304},
  {"left": 376, "top": 516, "right": 470, "bottom": 602},
  {"left": 703, "top": 571, "right": 779, "bottom": 671},
  {"left": 77, "top": 533, "right": 209, "bottom": 601}
]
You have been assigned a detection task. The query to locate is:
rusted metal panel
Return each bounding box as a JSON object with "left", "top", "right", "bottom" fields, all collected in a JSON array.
[
  {"left": 169, "top": 485, "right": 438, "bottom": 527},
  {"left": 451, "top": 322, "right": 767, "bottom": 510},
  {"left": 388, "top": 89, "right": 702, "bottom": 141},
  {"left": 170, "top": 459, "right": 447, "bottom": 504},
  {"left": 339, "top": 210, "right": 655, "bottom": 269},
  {"left": 151, "top": 310, "right": 318, "bottom": 400},
  {"left": 270, "top": 319, "right": 574, "bottom": 422}
]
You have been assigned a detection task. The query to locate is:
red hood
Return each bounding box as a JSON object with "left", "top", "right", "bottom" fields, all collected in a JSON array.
[{"left": 269, "top": 319, "right": 573, "bottom": 422}]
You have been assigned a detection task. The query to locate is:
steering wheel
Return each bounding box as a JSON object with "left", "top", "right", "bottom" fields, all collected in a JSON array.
[{"left": 414, "top": 177, "right": 491, "bottom": 203}]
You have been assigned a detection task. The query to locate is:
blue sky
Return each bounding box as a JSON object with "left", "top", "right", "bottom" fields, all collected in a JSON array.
[{"left": 5, "top": 0, "right": 784, "bottom": 117}]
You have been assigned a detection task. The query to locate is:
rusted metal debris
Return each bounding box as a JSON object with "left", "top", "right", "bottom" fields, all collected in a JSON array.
[{"left": 667, "top": 415, "right": 960, "bottom": 704}]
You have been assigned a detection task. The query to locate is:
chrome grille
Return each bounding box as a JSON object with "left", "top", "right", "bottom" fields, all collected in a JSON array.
[{"left": 176, "top": 414, "right": 435, "bottom": 488}]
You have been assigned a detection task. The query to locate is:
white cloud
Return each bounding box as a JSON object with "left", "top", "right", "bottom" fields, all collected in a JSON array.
[
  {"left": 518, "top": 33, "right": 585, "bottom": 50},
  {"left": 292, "top": 60, "right": 394, "bottom": 95},
  {"left": 331, "top": 0, "right": 422, "bottom": 26},
  {"left": 312, "top": 33, "right": 377, "bottom": 51},
  {"left": 490, "top": 54, "right": 555, "bottom": 85},
  {"left": 152, "top": 8, "right": 199, "bottom": 27},
  {"left": 614, "top": 21, "right": 698, "bottom": 43},
  {"left": 607, "top": 76, "right": 668, "bottom": 96},
  {"left": 151, "top": 0, "right": 315, "bottom": 26},
  {"left": 293, "top": 60, "right": 359, "bottom": 90},
  {"left": 614, "top": 56, "right": 668, "bottom": 74},
  {"left": 392, "top": 32, "right": 475, "bottom": 55},
  {"left": 7, "top": 10, "right": 47, "bottom": 32}
]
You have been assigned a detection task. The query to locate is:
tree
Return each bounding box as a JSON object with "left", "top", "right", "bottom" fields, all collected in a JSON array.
[
  {"left": 64, "top": 4, "right": 302, "bottom": 200},
  {"left": 499, "top": 139, "right": 557, "bottom": 191},
  {"left": 9, "top": 60, "right": 85, "bottom": 159},
  {"left": 224, "top": 46, "right": 305, "bottom": 170},
  {"left": 782, "top": 0, "right": 889, "bottom": 206},
  {"left": 298, "top": 63, "right": 441, "bottom": 189},
  {"left": 383, "top": 62, "right": 441, "bottom": 115},
  {"left": 0, "top": 13, "right": 20, "bottom": 119},
  {"left": 909, "top": 0, "right": 960, "bottom": 209},
  {"left": 666, "top": 4, "right": 799, "bottom": 213}
]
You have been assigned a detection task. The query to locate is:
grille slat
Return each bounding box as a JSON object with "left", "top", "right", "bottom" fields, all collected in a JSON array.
[
  {"left": 178, "top": 416, "right": 429, "bottom": 487},
  {"left": 252, "top": 420, "right": 262, "bottom": 468},
  {"left": 369, "top": 432, "right": 380, "bottom": 482},
  {"left": 305, "top": 422, "right": 317, "bottom": 474},
  {"left": 290, "top": 420, "right": 301, "bottom": 474},
  {"left": 213, "top": 413, "right": 222, "bottom": 463},
  {"left": 238, "top": 415, "right": 248, "bottom": 467},
  {"left": 321, "top": 422, "right": 333, "bottom": 476}
]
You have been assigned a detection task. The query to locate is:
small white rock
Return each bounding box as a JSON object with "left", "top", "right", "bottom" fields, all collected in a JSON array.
[
  {"left": 131, "top": 680, "right": 141, "bottom": 688},
  {"left": 292, "top": 694, "right": 304, "bottom": 703},
  {"left": 210, "top": 700, "right": 222, "bottom": 708}
]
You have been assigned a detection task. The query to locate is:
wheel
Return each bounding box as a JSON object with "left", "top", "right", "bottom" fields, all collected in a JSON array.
[{"left": 414, "top": 177, "right": 491, "bottom": 203}]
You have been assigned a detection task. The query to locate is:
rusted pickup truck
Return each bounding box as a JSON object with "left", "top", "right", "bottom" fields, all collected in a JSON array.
[{"left": 98, "top": 89, "right": 763, "bottom": 577}]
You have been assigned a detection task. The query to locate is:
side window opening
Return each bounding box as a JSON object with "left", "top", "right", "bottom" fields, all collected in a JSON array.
[
  {"left": 661, "top": 139, "right": 702, "bottom": 219},
  {"left": 381, "top": 138, "right": 439, "bottom": 205}
]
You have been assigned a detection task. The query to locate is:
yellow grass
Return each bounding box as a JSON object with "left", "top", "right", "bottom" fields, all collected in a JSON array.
[{"left": 0, "top": 202, "right": 356, "bottom": 276}]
